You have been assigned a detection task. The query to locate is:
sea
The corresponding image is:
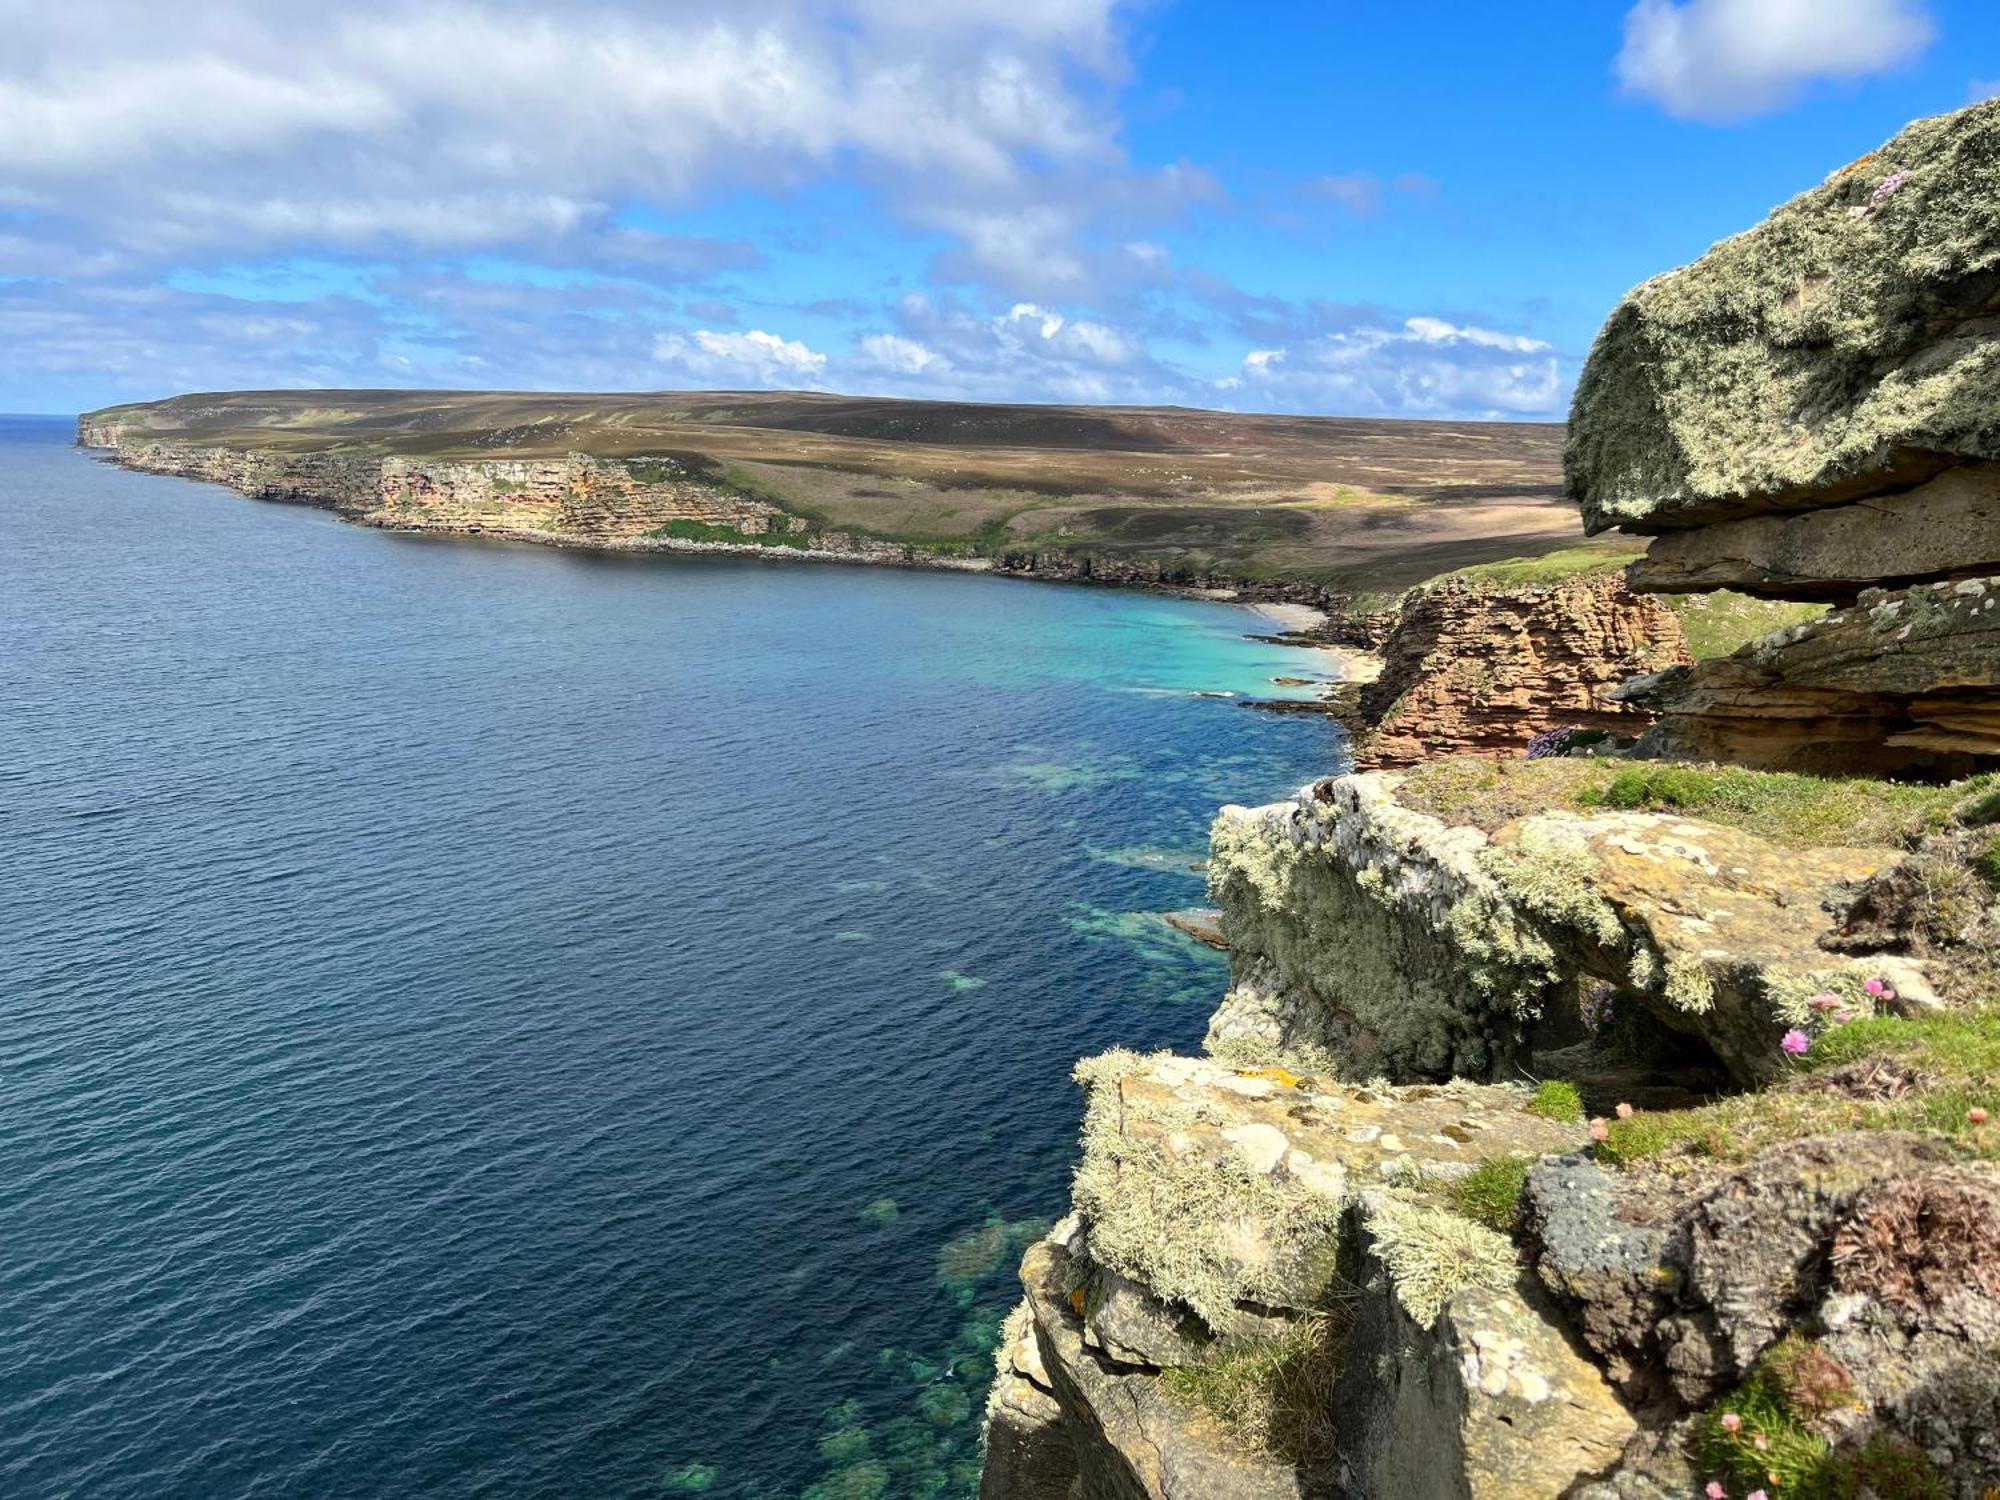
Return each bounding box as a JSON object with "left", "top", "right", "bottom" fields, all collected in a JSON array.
[{"left": 0, "top": 413, "right": 1342, "bottom": 1499}]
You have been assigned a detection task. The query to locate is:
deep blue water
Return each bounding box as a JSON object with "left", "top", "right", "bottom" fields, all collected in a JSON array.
[{"left": 0, "top": 414, "right": 1339, "bottom": 1499}]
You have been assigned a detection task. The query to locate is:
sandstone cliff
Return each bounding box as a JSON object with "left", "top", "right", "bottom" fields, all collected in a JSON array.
[{"left": 1348, "top": 572, "right": 1688, "bottom": 769}]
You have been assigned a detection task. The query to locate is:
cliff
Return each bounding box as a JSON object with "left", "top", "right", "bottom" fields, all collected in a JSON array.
[
  {"left": 982, "top": 99, "right": 2000, "bottom": 1500},
  {"left": 1347, "top": 572, "right": 1689, "bottom": 769},
  {"left": 1565, "top": 98, "right": 2000, "bottom": 775},
  {"left": 76, "top": 428, "right": 953, "bottom": 567}
]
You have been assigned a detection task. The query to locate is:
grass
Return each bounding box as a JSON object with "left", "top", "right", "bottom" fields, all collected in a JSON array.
[
  {"left": 1159, "top": 1307, "right": 1347, "bottom": 1466},
  {"left": 1694, "top": 1336, "right": 1949, "bottom": 1499},
  {"left": 1434, "top": 543, "right": 1643, "bottom": 590},
  {"left": 1666, "top": 589, "right": 1827, "bottom": 660},
  {"left": 1595, "top": 1007, "right": 2000, "bottom": 1168},
  {"left": 1398, "top": 757, "right": 1993, "bottom": 851},
  {"left": 1526, "top": 1079, "right": 1586, "bottom": 1125},
  {"left": 1446, "top": 1154, "right": 1534, "bottom": 1232}
]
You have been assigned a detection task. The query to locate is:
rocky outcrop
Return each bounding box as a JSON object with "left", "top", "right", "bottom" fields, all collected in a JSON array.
[
  {"left": 1566, "top": 100, "right": 2000, "bottom": 547},
  {"left": 1621, "top": 577, "right": 2000, "bottom": 774},
  {"left": 1565, "top": 100, "right": 2000, "bottom": 775},
  {"left": 1205, "top": 770, "right": 1919, "bottom": 1087},
  {"left": 1350, "top": 574, "right": 1688, "bottom": 769},
  {"left": 1527, "top": 1137, "right": 2000, "bottom": 1492},
  {"left": 989, "top": 1053, "right": 1605, "bottom": 1499},
  {"left": 84, "top": 437, "right": 794, "bottom": 541}
]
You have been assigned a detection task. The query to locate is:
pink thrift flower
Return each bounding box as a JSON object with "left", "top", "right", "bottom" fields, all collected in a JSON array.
[
  {"left": 1749, "top": 1491, "right": 1769, "bottom": 1500},
  {"left": 1864, "top": 978, "right": 1887, "bottom": 998},
  {"left": 1720, "top": 1412, "right": 1742, "bottom": 1435},
  {"left": 1834, "top": 1010, "right": 1855, "bottom": 1025},
  {"left": 1590, "top": 1119, "right": 1610, "bottom": 1143},
  {"left": 1972, "top": 1108, "right": 1991, "bottom": 1126},
  {"left": 1706, "top": 1485, "right": 1727, "bottom": 1500},
  {"left": 1753, "top": 1433, "right": 1768, "bottom": 1452},
  {"left": 1781, "top": 1029, "right": 1811, "bottom": 1057},
  {"left": 1615, "top": 1101, "right": 1634, "bottom": 1119},
  {"left": 1807, "top": 992, "right": 1842, "bottom": 1011}
]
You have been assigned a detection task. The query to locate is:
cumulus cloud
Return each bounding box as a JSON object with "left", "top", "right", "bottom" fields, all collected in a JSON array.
[
  {"left": 1220, "top": 316, "right": 1561, "bottom": 418},
  {"left": 654, "top": 328, "right": 829, "bottom": 385},
  {"left": 1616, "top": 0, "right": 1936, "bottom": 122}
]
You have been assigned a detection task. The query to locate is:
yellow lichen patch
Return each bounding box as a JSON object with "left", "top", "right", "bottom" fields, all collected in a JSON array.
[{"left": 1236, "top": 1065, "right": 1307, "bottom": 1090}]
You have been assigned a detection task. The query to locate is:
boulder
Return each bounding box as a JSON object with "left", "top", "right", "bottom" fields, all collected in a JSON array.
[
  {"left": 1566, "top": 99, "right": 2000, "bottom": 555},
  {"left": 1333, "top": 1250, "right": 1635, "bottom": 1499},
  {"left": 1523, "top": 1136, "right": 2000, "bottom": 1491},
  {"left": 1623, "top": 577, "right": 2000, "bottom": 774}
]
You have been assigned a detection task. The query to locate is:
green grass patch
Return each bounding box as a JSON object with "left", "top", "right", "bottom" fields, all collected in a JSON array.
[
  {"left": 1435, "top": 544, "right": 1641, "bottom": 590},
  {"left": 1447, "top": 1154, "right": 1534, "bottom": 1232},
  {"left": 1695, "top": 1336, "right": 1949, "bottom": 1499},
  {"left": 1598, "top": 1006, "right": 2000, "bottom": 1168},
  {"left": 1159, "top": 1309, "right": 1347, "bottom": 1466},
  {"left": 1666, "top": 589, "right": 1826, "bottom": 660},
  {"left": 1399, "top": 757, "right": 1991, "bottom": 851},
  {"left": 1526, "top": 1080, "right": 1585, "bottom": 1125}
]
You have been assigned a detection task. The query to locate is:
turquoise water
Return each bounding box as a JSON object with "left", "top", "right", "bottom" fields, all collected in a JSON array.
[{"left": 0, "top": 416, "right": 1341, "bottom": 1498}]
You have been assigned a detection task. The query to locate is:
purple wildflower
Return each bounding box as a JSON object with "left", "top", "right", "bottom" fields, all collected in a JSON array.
[
  {"left": 1869, "top": 169, "right": 1912, "bottom": 209},
  {"left": 1781, "top": 1029, "right": 1811, "bottom": 1058}
]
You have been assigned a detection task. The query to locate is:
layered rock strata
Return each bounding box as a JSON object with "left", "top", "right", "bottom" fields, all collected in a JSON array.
[
  {"left": 1566, "top": 99, "right": 2000, "bottom": 772},
  {"left": 1349, "top": 573, "right": 1688, "bottom": 768}
]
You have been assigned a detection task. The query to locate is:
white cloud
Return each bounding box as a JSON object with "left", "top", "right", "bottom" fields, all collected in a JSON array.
[
  {"left": 0, "top": 0, "right": 1148, "bottom": 291},
  {"left": 855, "top": 332, "right": 946, "bottom": 374},
  {"left": 1224, "top": 316, "right": 1560, "bottom": 418},
  {"left": 654, "top": 328, "right": 829, "bottom": 385},
  {"left": 1616, "top": 0, "right": 1935, "bottom": 122}
]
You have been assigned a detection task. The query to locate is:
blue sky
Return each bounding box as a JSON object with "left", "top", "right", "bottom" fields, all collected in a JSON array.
[{"left": 3, "top": 0, "right": 1995, "bottom": 416}]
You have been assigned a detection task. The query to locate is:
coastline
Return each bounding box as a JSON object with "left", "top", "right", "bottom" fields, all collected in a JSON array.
[{"left": 76, "top": 434, "right": 1381, "bottom": 681}]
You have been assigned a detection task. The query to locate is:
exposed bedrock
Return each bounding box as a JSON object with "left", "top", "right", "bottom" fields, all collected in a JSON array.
[
  {"left": 1620, "top": 577, "right": 2000, "bottom": 774},
  {"left": 1565, "top": 99, "right": 2000, "bottom": 549},
  {"left": 1204, "top": 771, "right": 1922, "bottom": 1088},
  {"left": 985, "top": 1053, "right": 1610, "bottom": 1500},
  {"left": 1349, "top": 574, "right": 1689, "bottom": 769}
]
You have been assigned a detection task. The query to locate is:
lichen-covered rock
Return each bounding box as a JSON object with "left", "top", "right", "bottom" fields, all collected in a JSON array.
[
  {"left": 1349, "top": 574, "right": 1689, "bottom": 768},
  {"left": 1523, "top": 1134, "right": 2000, "bottom": 1489},
  {"left": 1208, "top": 774, "right": 1909, "bottom": 1085},
  {"left": 982, "top": 1300, "right": 1081, "bottom": 1500},
  {"left": 1567, "top": 99, "right": 2000, "bottom": 542},
  {"left": 982, "top": 1057, "right": 1600, "bottom": 1500},
  {"left": 1624, "top": 577, "right": 2000, "bottom": 774}
]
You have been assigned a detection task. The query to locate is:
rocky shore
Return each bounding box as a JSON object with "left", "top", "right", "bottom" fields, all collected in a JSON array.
[{"left": 980, "top": 99, "right": 2000, "bottom": 1500}]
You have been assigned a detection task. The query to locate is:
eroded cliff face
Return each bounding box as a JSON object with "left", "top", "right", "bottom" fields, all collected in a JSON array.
[
  {"left": 1349, "top": 573, "right": 1689, "bottom": 769},
  {"left": 83, "top": 432, "right": 796, "bottom": 540}
]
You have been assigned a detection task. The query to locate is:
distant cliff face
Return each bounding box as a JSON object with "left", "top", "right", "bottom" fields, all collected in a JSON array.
[{"left": 78, "top": 429, "right": 794, "bottom": 542}]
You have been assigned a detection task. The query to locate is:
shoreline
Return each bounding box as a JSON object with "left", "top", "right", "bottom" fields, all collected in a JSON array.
[{"left": 78, "top": 438, "right": 1378, "bottom": 677}]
